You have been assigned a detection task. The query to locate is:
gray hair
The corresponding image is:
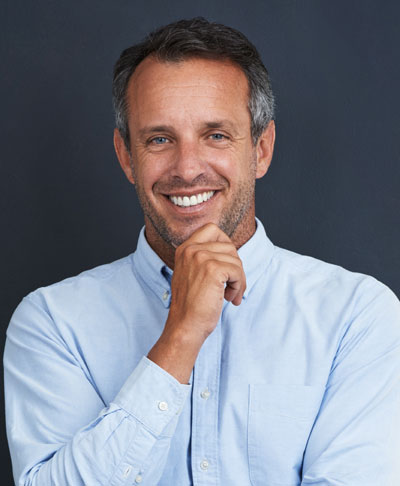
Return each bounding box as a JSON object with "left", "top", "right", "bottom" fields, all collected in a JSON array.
[{"left": 112, "top": 17, "right": 275, "bottom": 149}]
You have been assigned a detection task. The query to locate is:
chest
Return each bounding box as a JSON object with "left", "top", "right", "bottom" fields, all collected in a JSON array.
[{"left": 162, "top": 299, "right": 335, "bottom": 485}]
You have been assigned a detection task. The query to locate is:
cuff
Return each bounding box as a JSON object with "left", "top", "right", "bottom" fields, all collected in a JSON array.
[{"left": 113, "top": 356, "right": 191, "bottom": 437}]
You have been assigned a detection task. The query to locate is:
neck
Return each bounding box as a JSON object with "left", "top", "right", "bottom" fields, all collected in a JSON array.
[{"left": 144, "top": 223, "right": 176, "bottom": 269}]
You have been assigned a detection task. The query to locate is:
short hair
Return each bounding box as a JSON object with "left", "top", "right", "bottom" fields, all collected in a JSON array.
[{"left": 112, "top": 17, "right": 275, "bottom": 149}]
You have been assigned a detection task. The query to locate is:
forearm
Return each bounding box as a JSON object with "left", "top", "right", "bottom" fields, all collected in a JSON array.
[
  {"left": 147, "top": 326, "right": 204, "bottom": 384},
  {"left": 9, "top": 356, "right": 190, "bottom": 486},
  {"left": 27, "top": 406, "right": 146, "bottom": 486},
  {"left": 147, "top": 224, "right": 246, "bottom": 385}
]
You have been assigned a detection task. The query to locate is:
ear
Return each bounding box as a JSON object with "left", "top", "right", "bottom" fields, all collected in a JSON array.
[
  {"left": 255, "top": 120, "right": 276, "bottom": 179},
  {"left": 113, "top": 128, "right": 135, "bottom": 185}
]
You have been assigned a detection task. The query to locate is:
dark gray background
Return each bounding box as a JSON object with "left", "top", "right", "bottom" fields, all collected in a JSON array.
[{"left": 2, "top": 0, "right": 399, "bottom": 482}]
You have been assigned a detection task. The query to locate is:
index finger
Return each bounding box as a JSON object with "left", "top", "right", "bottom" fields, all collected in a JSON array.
[{"left": 179, "top": 223, "right": 232, "bottom": 249}]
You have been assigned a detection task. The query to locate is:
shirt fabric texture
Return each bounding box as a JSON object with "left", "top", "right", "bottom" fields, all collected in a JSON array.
[{"left": 4, "top": 218, "right": 400, "bottom": 486}]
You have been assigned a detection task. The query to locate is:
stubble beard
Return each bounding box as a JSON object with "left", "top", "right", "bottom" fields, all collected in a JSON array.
[{"left": 131, "top": 157, "right": 257, "bottom": 248}]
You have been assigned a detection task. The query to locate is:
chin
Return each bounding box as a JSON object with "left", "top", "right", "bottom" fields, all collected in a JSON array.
[{"left": 166, "top": 224, "right": 205, "bottom": 247}]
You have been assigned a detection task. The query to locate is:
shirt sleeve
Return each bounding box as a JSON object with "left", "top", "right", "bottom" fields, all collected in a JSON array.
[
  {"left": 4, "top": 294, "right": 191, "bottom": 486},
  {"left": 301, "top": 279, "right": 400, "bottom": 486}
]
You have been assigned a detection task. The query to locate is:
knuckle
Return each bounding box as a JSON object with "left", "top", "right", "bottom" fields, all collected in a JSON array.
[
  {"left": 231, "top": 253, "right": 240, "bottom": 263},
  {"left": 206, "top": 222, "right": 224, "bottom": 237},
  {"left": 204, "top": 259, "right": 217, "bottom": 273},
  {"left": 228, "top": 243, "right": 238, "bottom": 255},
  {"left": 194, "top": 249, "right": 208, "bottom": 263},
  {"left": 205, "top": 222, "right": 218, "bottom": 230},
  {"left": 181, "top": 244, "right": 195, "bottom": 259},
  {"left": 175, "top": 244, "right": 184, "bottom": 257}
]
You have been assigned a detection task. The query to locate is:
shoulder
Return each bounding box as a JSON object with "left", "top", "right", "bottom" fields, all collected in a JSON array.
[
  {"left": 270, "top": 244, "right": 400, "bottom": 336},
  {"left": 31, "top": 253, "right": 134, "bottom": 298},
  {"left": 272, "top": 244, "right": 395, "bottom": 295},
  {"left": 8, "top": 254, "right": 136, "bottom": 335}
]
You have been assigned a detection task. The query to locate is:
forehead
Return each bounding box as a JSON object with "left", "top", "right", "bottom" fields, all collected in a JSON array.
[{"left": 126, "top": 56, "right": 251, "bottom": 128}]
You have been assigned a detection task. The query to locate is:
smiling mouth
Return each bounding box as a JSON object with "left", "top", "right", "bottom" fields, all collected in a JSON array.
[{"left": 168, "top": 191, "right": 216, "bottom": 207}]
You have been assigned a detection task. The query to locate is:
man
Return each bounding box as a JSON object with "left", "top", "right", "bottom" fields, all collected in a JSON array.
[{"left": 4, "top": 17, "right": 400, "bottom": 486}]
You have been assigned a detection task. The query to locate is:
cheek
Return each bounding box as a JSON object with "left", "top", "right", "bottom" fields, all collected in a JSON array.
[
  {"left": 205, "top": 145, "right": 240, "bottom": 169},
  {"left": 133, "top": 153, "right": 168, "bottom": 188},
  {"left": 213, "top": 149, "right": 254, "bottom": 182}
]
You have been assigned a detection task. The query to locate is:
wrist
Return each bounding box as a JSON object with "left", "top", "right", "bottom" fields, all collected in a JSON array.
[{"left": 147, "top": 326, "right": 204, "bottom": 384}]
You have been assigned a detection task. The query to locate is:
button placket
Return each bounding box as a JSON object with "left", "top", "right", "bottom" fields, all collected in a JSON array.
[{"left": 190, "top": 315, "right": 222, "bottom": 485}]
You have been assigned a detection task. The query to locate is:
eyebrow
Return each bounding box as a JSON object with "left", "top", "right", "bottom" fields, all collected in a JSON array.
[
  {"left": 138, "top": 119, "right": 240, "bottom": 139},
  {"left": 203, "top": 120, "right": 240, "bottom": 135},
  {"left": 138, "top": 125, "right": 173, "bottom": 139}
]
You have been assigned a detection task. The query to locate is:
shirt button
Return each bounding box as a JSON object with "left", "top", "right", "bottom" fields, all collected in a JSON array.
[
  {"left": 135, "top": 474, "right": 143, "bottom": 483},
  {"left": 162, "top": 290, "right": 169, "bottom": 301},
  {"left": 200, "top": 388, "right": 211, "bottom": 400},
  {"left": 158, "top": 401, "right": 169, "bottom": 411},
  {"left": 200, "top": 459, "right": 209, "bottom": 471},
  {"left": 123, "top": 465, "right": 132, "bottom": 478}
]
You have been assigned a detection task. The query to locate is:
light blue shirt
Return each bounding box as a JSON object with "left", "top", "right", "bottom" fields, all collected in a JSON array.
[{"left": 4, "top": 218, "right": 400, "bottom": 486}]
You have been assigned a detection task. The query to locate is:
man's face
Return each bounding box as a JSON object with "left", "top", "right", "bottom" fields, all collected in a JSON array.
[{"left": 117, "top": 56, "right": 273, "bottom": 250}]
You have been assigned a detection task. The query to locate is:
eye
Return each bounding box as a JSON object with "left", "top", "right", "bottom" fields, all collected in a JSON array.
[
  {"left": 210, "top": 133, "right": 227, "bottom": 141},
  {"left": 150, "top": 136, "right": 169, "bottom": 145}
]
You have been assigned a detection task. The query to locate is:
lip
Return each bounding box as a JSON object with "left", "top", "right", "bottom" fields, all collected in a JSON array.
[
  {"left": 162, "top": 189, "right": 219, "bottom": 197},
  {"left": 162, "top": 190, "right": 220, "bottom": 214}
]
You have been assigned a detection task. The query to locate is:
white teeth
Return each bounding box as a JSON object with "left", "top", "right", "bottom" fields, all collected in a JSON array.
[{"left": 169, "top": 191, "right": 215, "bottom": 207}]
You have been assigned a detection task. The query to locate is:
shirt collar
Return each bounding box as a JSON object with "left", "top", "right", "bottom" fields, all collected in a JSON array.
[
  {"left": 132, "top": 228, "right": 173, "bottom": 308},
  {"left": 237, "top": 217, "right": 275, "bottom": 299},
  {"left": 132, "top": 217, "right": 275, "bottom": 307}
]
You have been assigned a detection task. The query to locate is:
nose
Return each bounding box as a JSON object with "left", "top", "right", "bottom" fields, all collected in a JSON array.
[{"left": 169, "top": 138, "right": 206, "bottom": 184}]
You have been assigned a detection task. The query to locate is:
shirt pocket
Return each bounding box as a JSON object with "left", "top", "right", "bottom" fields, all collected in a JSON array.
[{"left": 248, "top": 383, "right": 323, "bottom": 486}]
